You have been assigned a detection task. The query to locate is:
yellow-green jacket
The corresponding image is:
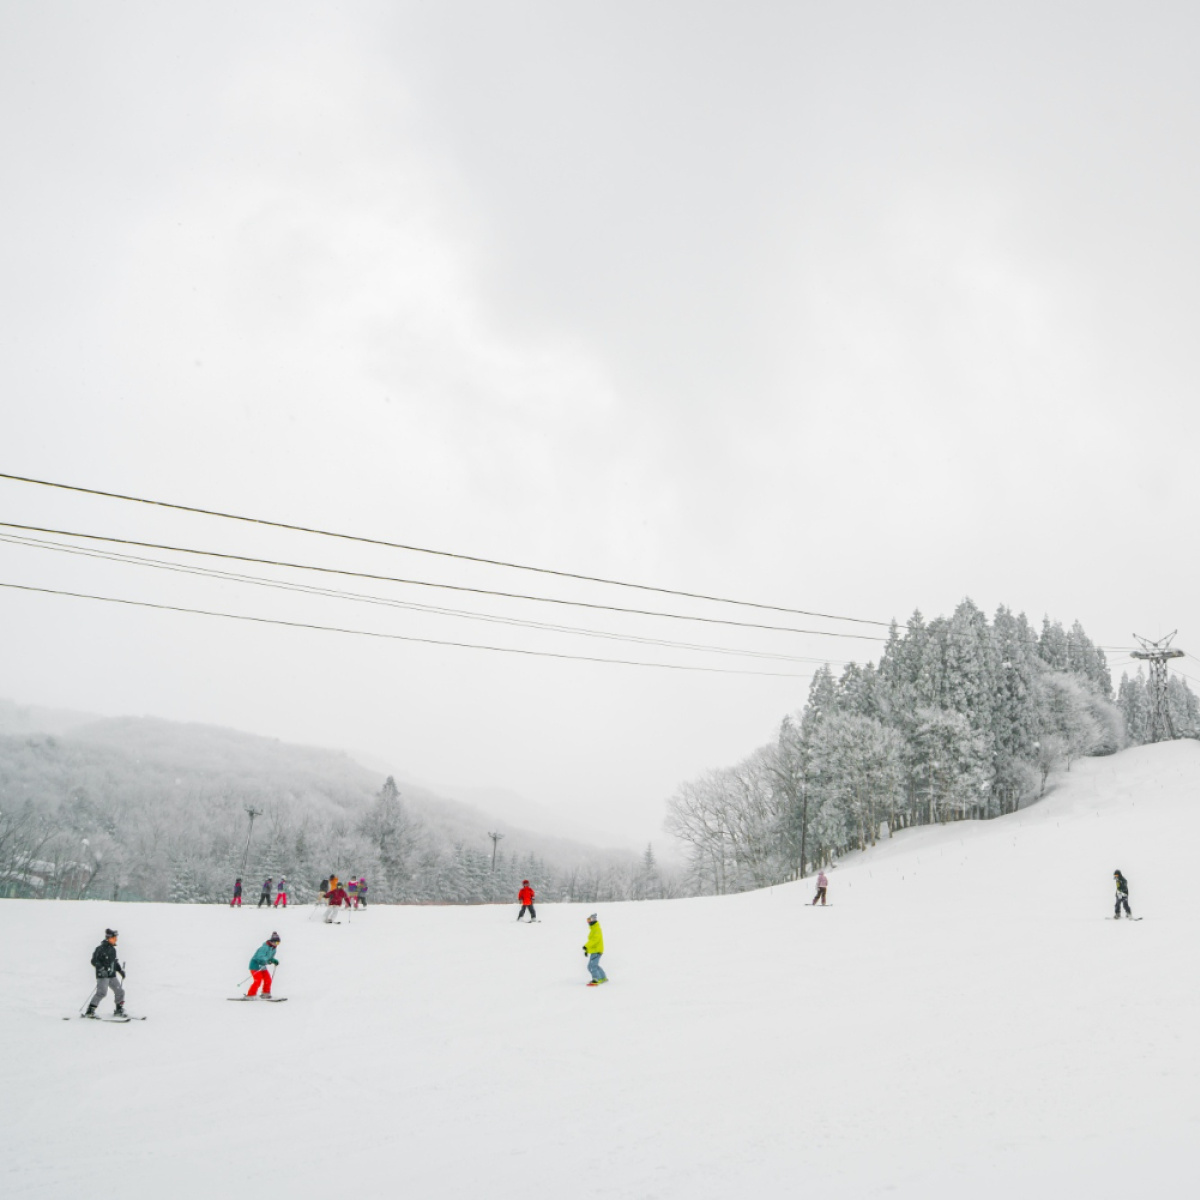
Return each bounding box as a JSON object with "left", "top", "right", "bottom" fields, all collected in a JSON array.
[{"left": 585, "top": 921, "right": 604, "bottom": 954}]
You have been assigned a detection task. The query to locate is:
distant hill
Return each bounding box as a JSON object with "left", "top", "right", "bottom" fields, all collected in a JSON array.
[{"left": 0, "top": 702, "right": 648, "bottom": 905}]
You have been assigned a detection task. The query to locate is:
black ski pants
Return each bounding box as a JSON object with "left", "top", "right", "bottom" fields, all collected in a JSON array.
[
  {"left": 518, "top": 904, "right": 536, "bottom": 921},
  {"left": 258, "top": 892, "right": 271, "bottom": 907},
  {"left": 1115, "top": 893, "right": 1131, "bottom": 917}
]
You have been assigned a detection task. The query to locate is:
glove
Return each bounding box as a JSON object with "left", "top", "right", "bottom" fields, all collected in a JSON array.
[
  {"left": 270, "top": 959, "right": 279, "bottom": 966},
  {"left": 582, "top": 946, "right": 588, "bottom": 955}
]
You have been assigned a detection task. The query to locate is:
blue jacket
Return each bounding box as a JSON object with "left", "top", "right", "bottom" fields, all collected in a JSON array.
[{"left": 249, "top": 942, "right": 279, "bottom": 971}]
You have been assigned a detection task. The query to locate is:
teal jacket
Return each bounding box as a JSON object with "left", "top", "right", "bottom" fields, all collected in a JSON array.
[{"left": 249, "top": 943, "right": 279, "bottom": 971}]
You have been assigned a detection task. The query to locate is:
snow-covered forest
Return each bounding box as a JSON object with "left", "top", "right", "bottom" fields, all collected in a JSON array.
[
  {"left": 666, "top": 600, "right": 1198, "bottom": 894},
  {"left": 0, "top": 709, "right": 668, "bottom": 904}
]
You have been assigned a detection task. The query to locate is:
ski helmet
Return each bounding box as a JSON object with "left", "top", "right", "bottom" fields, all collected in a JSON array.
[{"left": 586, "top": 913, "right": 597, "bottom": 924}]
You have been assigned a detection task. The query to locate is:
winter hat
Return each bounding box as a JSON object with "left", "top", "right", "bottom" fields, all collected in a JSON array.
[
  {"left": 267, "top": 932, "right": 281, "bottom": 944},
  {"left": 523, "top": 880, "right": 530, "bottom": 886},
  {"left": 105, "top": 928, "right": 118, "bottom": 938}
]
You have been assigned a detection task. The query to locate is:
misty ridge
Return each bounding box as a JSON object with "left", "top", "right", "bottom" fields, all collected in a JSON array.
[
  {"left": 0, "top": 704, "right": 666, "bottom": 905},
  {"left": 2, "top": 603, "right": 1196, "bottom": 908}
]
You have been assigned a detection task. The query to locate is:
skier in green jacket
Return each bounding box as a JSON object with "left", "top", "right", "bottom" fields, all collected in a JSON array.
[{"left": 247, "top": 933, "right": 281, "bottom": 997}]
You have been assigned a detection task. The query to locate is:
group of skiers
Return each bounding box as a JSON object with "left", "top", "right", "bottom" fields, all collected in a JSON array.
[
  {"left": 228, "top": 874, "right": 370, "bottom": 912},
  {"left": 229, "top": 877, "right": 290, "bottom": 908},
  {"left": 77, "top": 870, "right": 1136, "bottom": 1017},
  {"left": 81, "top": 880, "right": 611, "bottom": 1018}
]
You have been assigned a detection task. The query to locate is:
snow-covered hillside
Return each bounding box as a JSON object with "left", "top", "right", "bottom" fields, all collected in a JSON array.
[{"left": 5, "top": 742, "right": 1198, "bottom": 1198}]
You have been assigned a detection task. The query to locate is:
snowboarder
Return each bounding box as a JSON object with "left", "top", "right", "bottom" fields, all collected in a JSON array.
[
  {"left": 324, "top": 881, "right": 350, "bottom": 923},
  {"left": 356, "top": 877, "right": 367, "bottom": 908},
  {"left": 583, "top": 913, "right": 607, "bottom": 986},
  {"left": 258, "top": 877, "right": 273, "bottom": 908},
  {"left": 230, "top": 878, "right": 243, "bottom": 907},
  {"left": 812, "top": 870, "right": 829, "bottom": 906},
  {"left": 85, "top": 928, "right": 127, "bottom": 1018},
  {"left": 1114, "top": 870, "right": 1132, "bottom": 919},
  {"left": 247, "top": 933, "right": 281, "bottom": 997},
  {"left": 517, "top": 880, "right": 536, "bottom": 922},
  {"left": 275, "top": 878, "right": 288, "bottom": 908}
]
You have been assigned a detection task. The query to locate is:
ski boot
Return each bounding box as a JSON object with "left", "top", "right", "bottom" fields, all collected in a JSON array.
[
  {"left": 84, "top": 1006, "right": 98, "bottom": 1018},
  {"left": 114, "top": 1004, "right": 126, "bottom": 1017}
]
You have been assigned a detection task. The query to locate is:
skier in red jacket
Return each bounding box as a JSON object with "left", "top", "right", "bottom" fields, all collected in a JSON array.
[
  {"left": 324, "top": 883, "right": 350, "bottom": 923},
  {"left": 517, "top": 881, "right": 536, "bottom": 922}
]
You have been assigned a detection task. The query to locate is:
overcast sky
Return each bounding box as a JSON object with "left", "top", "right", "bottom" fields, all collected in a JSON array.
[{"left": 2, "top": 2, "right": 1197, "bottom": 848}]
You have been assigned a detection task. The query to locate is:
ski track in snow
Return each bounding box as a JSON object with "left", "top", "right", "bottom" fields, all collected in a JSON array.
[{"left": 3, "top": 741, "right": 1198, "bottom": 1198}]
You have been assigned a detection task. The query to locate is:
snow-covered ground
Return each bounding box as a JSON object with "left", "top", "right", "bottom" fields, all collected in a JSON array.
[{"left": 5, "top": 741, "right": 1198, "bottom": 1198}]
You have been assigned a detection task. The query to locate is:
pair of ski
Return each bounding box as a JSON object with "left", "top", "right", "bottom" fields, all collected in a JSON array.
[
  {"left": 1111, "top": 916, "right": 1143, "bottom": 921},
  {"left": 65, "top": 1013, "right": 147, "bottom": 1022},
  {"left": 228, "top": 995, "right": 289, "bottom": 1002}
]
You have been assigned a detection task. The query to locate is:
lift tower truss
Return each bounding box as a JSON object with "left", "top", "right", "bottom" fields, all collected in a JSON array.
[{"left": 1130, "top": 632, "right": 1185, "bottom": 743}]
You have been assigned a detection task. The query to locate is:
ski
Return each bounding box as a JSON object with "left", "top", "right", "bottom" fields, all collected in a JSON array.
[
  {"left": 66, "top": 1014, "right": 146, "bottom": 1021},
  {"left": 1110, "top": 917, "right": 1143, "bottom": 921},
  {"left": 227, "top": 996, "right": 289, "bottom": 1002}
]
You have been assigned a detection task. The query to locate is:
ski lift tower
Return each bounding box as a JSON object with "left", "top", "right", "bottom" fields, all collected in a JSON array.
[{"left": 1130, "top": 632, "right": 1185, "bottom": 742}]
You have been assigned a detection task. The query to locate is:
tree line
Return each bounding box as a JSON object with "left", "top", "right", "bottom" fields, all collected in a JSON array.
[{"left": 664, "top": 601, "right": 1188, "bottom": 895}]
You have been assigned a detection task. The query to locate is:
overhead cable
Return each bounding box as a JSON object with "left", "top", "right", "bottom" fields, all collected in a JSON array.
[
  {"left": 0, "top": 472, "right": 891, "bottom": 627},
  {"left": 0, "top": 580, "right": 818, "bottom": 678},
  {"left": 0, "top": 531, "right": 846, "bottom": 665},
  {"left": 0, "top": 520, "right": 886, "bottom": 643}
]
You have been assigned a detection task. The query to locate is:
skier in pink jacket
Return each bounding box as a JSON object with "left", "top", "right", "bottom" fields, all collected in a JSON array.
[{"left": 812, "top": 870, "right": 829, "bottom": 906}]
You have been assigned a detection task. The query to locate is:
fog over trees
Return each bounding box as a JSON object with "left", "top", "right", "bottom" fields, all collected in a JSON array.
[
  {"left": 666, "top": 600, "right": 1197, "bottom": 895},
  {"left": 3, "top": 602, "right": 1195, "bottom": 908},
  {"left": 0, "top": 706, "right": 671, "bottom": 904}
]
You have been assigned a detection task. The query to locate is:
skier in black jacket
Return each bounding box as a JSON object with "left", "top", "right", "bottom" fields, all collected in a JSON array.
[
  {"left": 86, "top": 929, "right": 126, "bottom": 1018},
  {"left": 258, "top": 877, "right": 273, "bottom": 907},
  {"left": 1114, "top": 870, "right": 1132, "bottom": 919}
]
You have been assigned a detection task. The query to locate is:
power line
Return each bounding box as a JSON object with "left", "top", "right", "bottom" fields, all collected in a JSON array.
[
  {"left": 0, "top": 471, "right": 891, "bottom": 627},
  {"left": 0, "top": 531, "right": 845, "bottom": 665},
  {"left": 0, "top": 520, "right": 886, "bottom": 643},
  {"left": 0, "top": 580, "right": 819, "bottom": 678}
]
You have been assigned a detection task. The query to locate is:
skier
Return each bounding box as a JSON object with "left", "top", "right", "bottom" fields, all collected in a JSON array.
[
  {"left": 324, "top": 881, "right": 350, "bottom": 923},
  {"left": 230, "top": 878, "right": 243, "bottom": 907},
  {"left": 356, "top": 877, "right": 368, "bottom": 909},
  {"left": 85, "top": 928, "right": 127, "bottom": 1018},
  {"left": 1114, "top": 870, "right": 1132, "bottom": 919},
  {"left": 275, "top": 878, "right": 288, "bottom": 908},
  {"left": 319, "top": 876, "right": 330, "bottom": 898},
  {"left": 258, "top": 877, "right": 273, "bottom": 908},
  {"left": 812, "top": 870, "right": 829, "bottom": 906},
  {"left": 247, "top": 933, "right": 281, "bottom": 998},
  {"left": 347, "top": 877, "right": 359, "bottom": 906},
  {"left": 583, "top": 913, "right": 607, "bottom": 986},
  {"left": 517, "top": 880, "right": 536, "bottom": 922}
]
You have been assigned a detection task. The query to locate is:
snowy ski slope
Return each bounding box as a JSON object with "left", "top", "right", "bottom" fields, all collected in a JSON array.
[{"left": 3, "top": 740, "right": 1198, "bottom": 1198}]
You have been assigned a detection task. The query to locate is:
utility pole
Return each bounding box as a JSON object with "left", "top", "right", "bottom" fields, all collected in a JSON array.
[
  {"left": 487, "top": 830, "right": 505, "bottom": 872},
  {"left": 1131, "top": 632, "right": 1185, "bottom": 742},
  {"left": 240, "top": 806, "right": 264, "bottom": 877}
]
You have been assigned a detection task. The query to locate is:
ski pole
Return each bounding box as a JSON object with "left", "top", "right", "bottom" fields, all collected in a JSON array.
[{"left": 79, "top": 986, "right": 96, "bottom": 1016}]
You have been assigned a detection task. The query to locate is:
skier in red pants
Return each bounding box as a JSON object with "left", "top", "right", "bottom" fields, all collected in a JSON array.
[{"left": 247, "top": 934, "right": 281, "bottom": 997}]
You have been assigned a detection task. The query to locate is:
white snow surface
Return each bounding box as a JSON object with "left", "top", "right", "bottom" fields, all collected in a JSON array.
[{"left": 4, "top": 741, "right": 1198, "bottom": 1198}]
